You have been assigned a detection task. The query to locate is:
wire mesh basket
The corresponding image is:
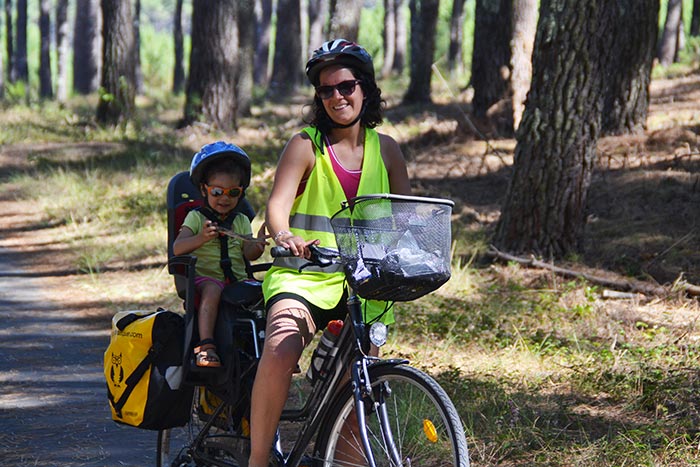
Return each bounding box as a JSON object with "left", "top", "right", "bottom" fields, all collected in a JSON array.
[{"left": 330, "top": 194, "right": 454, "bottom": 301}]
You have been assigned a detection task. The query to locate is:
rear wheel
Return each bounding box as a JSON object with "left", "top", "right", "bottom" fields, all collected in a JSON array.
[
  {"left": 316, "top": 364, "right": 470, "bottom": 467},
  {"left": 156, "top": 387, "right": 251, "bottom": 467}
]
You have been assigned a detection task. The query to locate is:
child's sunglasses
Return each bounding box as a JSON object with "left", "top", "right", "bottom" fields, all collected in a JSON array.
[
  {"left": 315, "top": 79, "right": 362, "bottom": 100},
  {"left": 205, "top": 184, "right": 243, "bottom": 198}
]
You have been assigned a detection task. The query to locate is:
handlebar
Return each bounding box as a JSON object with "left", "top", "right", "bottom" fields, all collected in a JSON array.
[{"left": 271, "top": 244, "right": 340, "bottom": 270}]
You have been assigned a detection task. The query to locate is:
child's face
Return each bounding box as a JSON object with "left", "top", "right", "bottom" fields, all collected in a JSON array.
[{"left": 202, "top": 172, "right": 243, "bottom": 216}]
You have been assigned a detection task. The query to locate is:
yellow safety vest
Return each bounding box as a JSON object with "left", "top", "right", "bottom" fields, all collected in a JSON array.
[{"left": 263, "top": 126, "right": 394, "bottom": 323}]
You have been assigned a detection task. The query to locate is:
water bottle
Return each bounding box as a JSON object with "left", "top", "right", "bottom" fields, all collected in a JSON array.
[{"left": 306, "top": 319, "right": 344, "bottom": 384}]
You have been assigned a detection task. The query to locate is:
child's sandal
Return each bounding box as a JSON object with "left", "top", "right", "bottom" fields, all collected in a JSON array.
[{"left": 194, "top": 339, "right": 221, "bottom": 368}]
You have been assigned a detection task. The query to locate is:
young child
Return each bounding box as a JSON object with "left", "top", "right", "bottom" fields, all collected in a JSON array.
[{"left": 173, "top": 141, "right": 267, "bottom": 367}]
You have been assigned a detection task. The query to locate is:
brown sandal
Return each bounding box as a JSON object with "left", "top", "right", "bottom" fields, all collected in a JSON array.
[{"left": 194, "top": 340, "right": 221, "bottom": 368}]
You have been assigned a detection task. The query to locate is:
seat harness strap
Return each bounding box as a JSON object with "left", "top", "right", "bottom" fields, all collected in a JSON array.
[{"left": 197, "top": 207, "right": 238, "bottom": 284}]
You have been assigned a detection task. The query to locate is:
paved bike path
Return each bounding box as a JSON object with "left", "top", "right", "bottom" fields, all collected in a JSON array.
[{"left": 0, "top": 247, "right": 156, "bottom": 466}]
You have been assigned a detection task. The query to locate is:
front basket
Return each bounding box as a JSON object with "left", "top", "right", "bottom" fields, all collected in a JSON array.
[{"left": 330, "top": 194, "right": 454, "bottom": 301}]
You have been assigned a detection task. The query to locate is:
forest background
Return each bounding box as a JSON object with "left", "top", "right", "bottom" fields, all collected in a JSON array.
[{"left": 1, "top": 0, "right": 700, "bottom": 465}]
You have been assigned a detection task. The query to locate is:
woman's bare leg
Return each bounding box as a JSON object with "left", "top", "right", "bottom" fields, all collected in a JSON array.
[{"left": 248, "top": 299, "right": 316, "bottom": 467}]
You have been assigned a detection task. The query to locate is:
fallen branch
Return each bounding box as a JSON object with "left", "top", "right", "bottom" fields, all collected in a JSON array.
[{"left": 486, "top": 246, "right": 700, "bottom": 298}]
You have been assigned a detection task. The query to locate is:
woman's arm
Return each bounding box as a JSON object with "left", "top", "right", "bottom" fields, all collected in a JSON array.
[
  {"left": 379, "top": 133, "right": 411, "bottom": 195},
  {"left": 265, "top": 133, "right": 318, "bottom": 256}
]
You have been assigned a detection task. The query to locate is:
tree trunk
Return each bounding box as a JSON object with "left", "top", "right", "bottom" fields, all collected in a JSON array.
[
  {"left": 308, "top": 0, "right": 329, "bottom": 51},
  {"left": 183, "top": 0, "right": 239, "bottom": 130},
  {"left": 601, "top": 0, "right": 659, "bottom": 135},
  {"left": 5, "top": 0, "right": 13, "bottom": 84},
  {"left": 393, "top": 0, "right": 407, "bottom": 73},
  {"left": 96, "top": 0, "right": 136, "bottom": 125},
  {"left": 39, "top": 0, "right": 52, "bottom": 98},
  {"left": 73, "top": 0, "right": 101, "bottom": 94},
  {"left": 268, "top": 0, "right": 301, "bottom": 96},
  {"left": 14, "top": 0, "right": 28, "bottom": 83},
  {"left": 447, "top": 0, "right": 466, "bottom": 77},
  {"left": 329, "top": 0, "right": 362, "bottom": 41},
  {"left": 403, "top": 0, "right": 439, "bottom": 105},
  {"left": 133, "top": 0, "right": 143, "bottom": 94},
  {"left": 509, "top": 0, "right": 537, "bottom": 130},
  {"left": 254, "top": 0, "right": 273, "bottom": 85},
  {"left": 172, "top": 0, "right": 185, "bottom": 93},
  {"left": 381, "top": 0, "right": 397, "bottom": 78},
  {"left": 493, "top": 0, "right": 615, "bottom": 258},
  {"left": 692, "top": 0, "right": 700, "bottom": 36},
  {"left": 237, "top": 0, "right": 255, "bottom": 117},
  {"left": 471, "top": 0, "right": 512, "bottom": 118},
  {"left": 56, "top": 0, "right": 70, "bottom": 102},
  {"left": 657, "top": 0, "right": 683, "bottom": 66}
]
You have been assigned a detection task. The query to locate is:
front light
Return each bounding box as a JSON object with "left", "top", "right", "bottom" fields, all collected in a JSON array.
[{"left": 369, "top": 322, "right": 387, "bottom": 347}]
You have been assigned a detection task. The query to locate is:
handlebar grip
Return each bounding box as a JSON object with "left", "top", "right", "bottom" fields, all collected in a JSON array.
[{"left": 271, "top": 246, "right": 294, "bottom": 257}]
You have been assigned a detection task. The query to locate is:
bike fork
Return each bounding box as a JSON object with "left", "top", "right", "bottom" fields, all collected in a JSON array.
[{"left": 352, "top": 360, "right": 404, "bottom": 467}]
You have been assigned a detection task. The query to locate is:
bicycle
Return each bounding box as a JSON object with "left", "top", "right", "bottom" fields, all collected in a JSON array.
[{"left": 157, "top": 193, "right": 470, "bottom": 467}]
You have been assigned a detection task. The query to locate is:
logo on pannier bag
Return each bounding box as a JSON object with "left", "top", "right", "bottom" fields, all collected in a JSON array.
[{"left": 110, "top": 352, "right": 124, "bottom": 387}]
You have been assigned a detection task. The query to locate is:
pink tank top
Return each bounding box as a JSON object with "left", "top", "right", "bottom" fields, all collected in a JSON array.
[
  {"left": 296, "top": 136, "right": 362, "bottom": 199},
  {"left": 326, "top": 136, "right": 361, "bottom": 200}
]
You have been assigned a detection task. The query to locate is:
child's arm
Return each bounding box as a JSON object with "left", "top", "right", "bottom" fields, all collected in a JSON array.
[
  {"left": 242, "top": 222, "right": 268, "bottom": 261},
  {"left": 173, "top": 220, "right": 218, "bottom": 256}
]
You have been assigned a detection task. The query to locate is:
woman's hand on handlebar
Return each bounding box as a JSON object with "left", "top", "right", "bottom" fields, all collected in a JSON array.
[{"left": 277, "top": 234, "right": 319, "bottom": 259}]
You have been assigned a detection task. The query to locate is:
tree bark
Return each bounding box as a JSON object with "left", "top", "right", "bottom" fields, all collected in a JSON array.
[
  {"left": 601, "top": 0, "right": 659, "bottom": 135},
  {"left": 381, "top": 0, "right": 397, "bottom": 78},
  {"left": 183, "top": 0, "right": 239, "bottom": 130},
  {"left": 254, "top": 0, "right": 273, "bottom": 85},
  {"left": 329, "top": 0, "right": 362, "bottom": 41},
  {"left": 657, "top": 0, "right": 683, "bottom": 66},
  {"left": 509, "top": 0, "right": 537, "bottom": 130},
  {"left": 403, "top": 0, "right": 439, "bottom": 105},
  {"left": 56, "top": 0, "right": 70, "bottom": 102},
  {"left": 447, "top": 0, "right": 466, "bottom": 77},
  {"left": 268, "top": 0, "right": 301, "bottom": 96},
  {"left": 237, "top": 0, "right": 255, "bottom": 117},
  {"left": 133, "top": 0, "right": 143, "bottom": 94},
  {"left": 471, "top": 0, "right": 512, "bottom": 118},
  {"left": 393, "top": 0, "right": 407, "bottom": 73},
  {"left": 692, "top": 0, "right": 700, "bottom": 36},
  {"left": 14, "top": 0, "right": 28, "bottom": 83},
  {"left": 308, "top": 0, "right": 329, "bottom": 51},
  {"left": 5, "top": 0, "right": 13, "bottom": 84},
  {"left": 493, "top": 0, "right": 615, "bottom": 258},
  {"left": 73, "top": 0, "right": 102, "bottom": 94},
  {"left": 96, "top": 0, "right": 136, "bottom": 125},
  {"left": 39, "top": 0, "right": 52, "bottom": 98},
  {"left": 172, "top": 0, "right": 185, "bottom": 93}
]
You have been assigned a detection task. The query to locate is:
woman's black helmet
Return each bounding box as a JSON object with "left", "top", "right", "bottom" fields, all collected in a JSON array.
[
  {"left": 305, "top": 39, "right": 374, "bottom": 86},
  {"left": 189, "top": 141, "right": 251, "bottom": 188}
]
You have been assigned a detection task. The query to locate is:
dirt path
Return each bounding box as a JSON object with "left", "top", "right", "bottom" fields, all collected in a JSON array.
[{"left": 0, "top": 203, "right": 156, "bottom": 466}]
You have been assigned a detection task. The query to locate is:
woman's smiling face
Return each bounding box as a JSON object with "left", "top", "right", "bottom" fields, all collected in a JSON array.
[{"left": 317, "top": 65, "right": 364, "bottom": 126}]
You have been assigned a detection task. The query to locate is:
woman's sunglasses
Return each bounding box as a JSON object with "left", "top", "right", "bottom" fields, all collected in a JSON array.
[
  {"left": 205, "top": 184, "right": 243, "bottom": 198},
  {"left": 315, "top": 79, "right": 361, "bottom": 100}
]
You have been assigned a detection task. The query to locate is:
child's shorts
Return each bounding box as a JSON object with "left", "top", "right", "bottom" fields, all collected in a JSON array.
[{"left": 195, "top": 276, "right": 226, "bottom": 290}]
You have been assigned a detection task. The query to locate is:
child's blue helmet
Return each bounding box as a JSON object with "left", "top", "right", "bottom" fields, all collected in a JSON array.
[{"left": 190, "top": 141, "right": 251, "bottom": 188}]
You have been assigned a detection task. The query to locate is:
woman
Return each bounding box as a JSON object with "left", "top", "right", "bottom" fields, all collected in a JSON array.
[{"left": 248, "top": 39, "right": 411, "bottom": 467}]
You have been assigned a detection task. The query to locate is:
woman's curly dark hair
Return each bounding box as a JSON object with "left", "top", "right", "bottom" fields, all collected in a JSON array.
[{"left": 303, "top": 67, "right": 384, "bottom": 136}]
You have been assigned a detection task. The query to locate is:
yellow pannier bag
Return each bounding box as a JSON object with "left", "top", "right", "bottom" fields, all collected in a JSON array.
[{"left": 104, "top": 308, "right": 193, "bottom": 430}]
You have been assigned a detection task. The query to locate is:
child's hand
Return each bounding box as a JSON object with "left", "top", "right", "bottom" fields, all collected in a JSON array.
[
  {"left": 254, "top": 223, "right": 270, "bottom": 252},
  {"left": 201, "top": 220, "right": 219, "bottom": 243}
]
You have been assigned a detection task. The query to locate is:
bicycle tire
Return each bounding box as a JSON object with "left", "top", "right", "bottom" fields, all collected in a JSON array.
[
  {"left": 315, "top": 364, "right": 470, "bottom": 467},
  {"left": 156, "top": 387, "right": 251, "bottom": 467}
]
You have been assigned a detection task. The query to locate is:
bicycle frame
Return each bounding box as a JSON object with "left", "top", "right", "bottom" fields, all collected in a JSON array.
[{"left": 277, "top": 290, "right": 406, "bottom": 467}]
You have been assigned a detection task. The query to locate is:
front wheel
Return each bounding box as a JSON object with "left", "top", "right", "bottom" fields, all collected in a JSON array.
[{"left": 315, "top": 364, "right": 470, "bottom": 467}]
